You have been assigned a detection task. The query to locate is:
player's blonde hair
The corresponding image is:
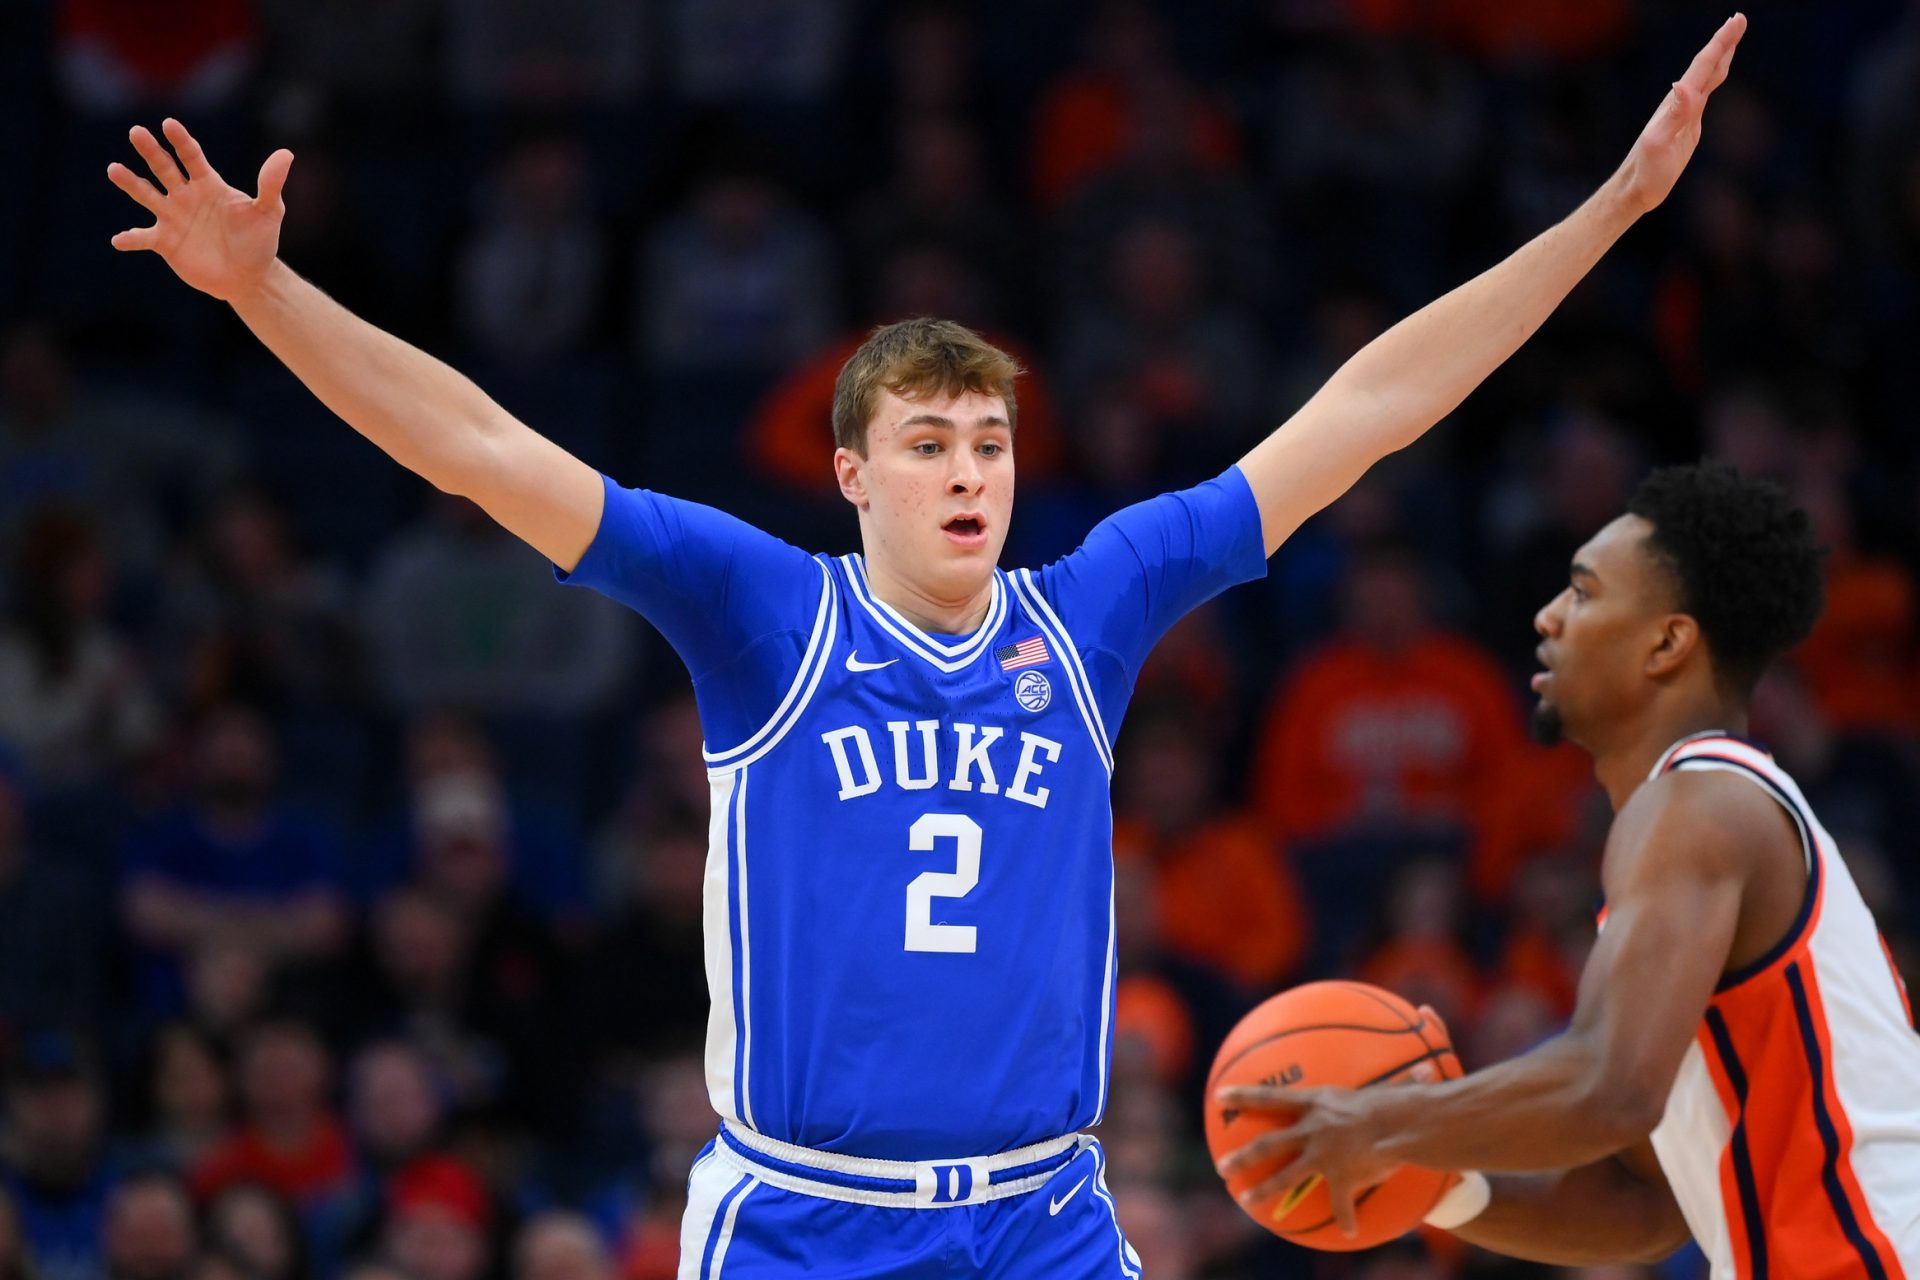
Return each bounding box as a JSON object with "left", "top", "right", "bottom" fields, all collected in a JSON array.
[{"left": 831, "top": 318, "right": 1022, "bottom": 456}]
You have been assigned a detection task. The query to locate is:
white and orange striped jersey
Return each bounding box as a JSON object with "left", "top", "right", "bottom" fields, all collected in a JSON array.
[{"left": 1644, "top": 732, "right": 1920, "bottom": 1279}]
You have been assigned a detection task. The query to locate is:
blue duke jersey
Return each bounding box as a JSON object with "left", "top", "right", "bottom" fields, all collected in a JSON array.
[{"left": 559, "top": 469, "right": 1265, "bottom": 1160}]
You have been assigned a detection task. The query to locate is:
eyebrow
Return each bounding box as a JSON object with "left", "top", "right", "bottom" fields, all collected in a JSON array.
[
  {"left": 897, "top": 413, "right": 1011, "bottom": 430},
  {"left": 1570, "top": 561, "right": 1599, "bottom": 583}
]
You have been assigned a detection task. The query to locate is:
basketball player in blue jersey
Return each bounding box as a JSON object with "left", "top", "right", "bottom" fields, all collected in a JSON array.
[{"left": 108, "top": 15, "right": 1741, "bottom": 1275}]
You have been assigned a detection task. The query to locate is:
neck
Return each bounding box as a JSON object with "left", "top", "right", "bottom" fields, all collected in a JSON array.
[
  {"left": 1589, "top": 698, "right": 1747, "bottom": 810},
  {"left": 861, "top": 556, "right": 994, "bottom": 635}
]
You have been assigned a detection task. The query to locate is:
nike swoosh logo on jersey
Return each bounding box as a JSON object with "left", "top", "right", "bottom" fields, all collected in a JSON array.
[
  {"left": 1049, "top": 1175, "right": 1090, "bottom": 1216},
  {"left": 845, "top": 652, "right": 899, "bottom": 672}
]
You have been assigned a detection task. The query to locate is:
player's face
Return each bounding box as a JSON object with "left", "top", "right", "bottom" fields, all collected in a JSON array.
[
  {"left": 1530, "top": 514, "right": 1678, "bottom": 746},
  {"left": 836, "top": 388, "right": 1014, "bottom": 603}
]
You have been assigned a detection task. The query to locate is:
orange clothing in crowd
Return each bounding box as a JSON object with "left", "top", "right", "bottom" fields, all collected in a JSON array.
[
  {"left": 745, "top": 332, "right": 1065, "bottom": 495},
  {"left": 1113, "top": 972, "right": 1198, "bottom": 1087},
  {"left": 1473, "top": 740, "right": 1599, "bottom": 901},
  {"left": 1791, "top": 551, "right": 1919, "bottom": 733},
  {"left": 1494, "top": 926, "right": 1581, "bottom": 1017},
  {"left": 189, "top": 1117, "right": 353, "bottom": 1206},
  {"left": 1251, "top": 631, "right": 1525, "bottom": 849},
  {"left": 1028, "top": 77, "right": 1243, "bottom": 210},
  {"left": 1358, "top": 935, "right": 1480, "bottom": 1030},
  {"left": 1114, "top": 813, "right": 1307, "bottom": 991}
]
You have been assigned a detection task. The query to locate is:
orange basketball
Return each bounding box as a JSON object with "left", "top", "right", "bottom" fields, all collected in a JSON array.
[{"left": 1203, "top": 980, "right": 1463, "bottom": 1252}]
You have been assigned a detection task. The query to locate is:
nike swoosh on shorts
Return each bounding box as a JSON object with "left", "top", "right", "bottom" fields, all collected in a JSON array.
[{"left": 1049, "top": 1175, "right": 1090, "bottom": 1216}]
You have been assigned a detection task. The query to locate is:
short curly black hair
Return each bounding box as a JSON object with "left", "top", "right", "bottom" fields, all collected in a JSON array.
[{"left": 1627, "top": 462, "right": 1825, "bottom": 697}]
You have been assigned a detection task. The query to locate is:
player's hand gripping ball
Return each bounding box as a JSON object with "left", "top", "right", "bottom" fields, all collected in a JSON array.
[{"left": 1204, "top": 981, "right": 1463, "bottom": 1251}]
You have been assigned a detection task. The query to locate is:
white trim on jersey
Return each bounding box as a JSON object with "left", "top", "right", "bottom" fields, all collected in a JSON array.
[
  {"left": 707, "top": 1173, "right": 754, "bottom": 1279},
  {"left": 1090, "top": 1142, "right": 1143, "bottom": 1280},
  {"left": 733, "top": 770, "right": 755, "bottom": 1129},
  {"left": 1008, "top": 569, "right": 1113, "bottom": 775},
  {"left": 679, "top": 1160, "right": 758, "bottom": 1280},
  {"left": 701, "top": 768, "right": 756, "bottom": 1128},
  {"left": 1094, "top": 862, "right": 1118, "bottom": 1125},
  {"left": 1008, "top": 567, "right": 1120, "bottom": 1118},
  {"left": 704, "top": 561, "right": 838, "bottom": 770},
  {"left": 839, "top": 555, "right": 1006, "bottom": 671},
  {"left": 1669, "top": 754, "right": 1815, "bottom": 879}
]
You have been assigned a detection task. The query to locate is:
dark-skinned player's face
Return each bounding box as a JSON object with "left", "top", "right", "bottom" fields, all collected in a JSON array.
[{"left": 1530, "top": 514, "right": 1680, "bottom": 746}]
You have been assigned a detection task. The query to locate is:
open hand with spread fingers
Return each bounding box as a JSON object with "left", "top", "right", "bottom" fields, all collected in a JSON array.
[
  {"left": 1614, "top": 13, "right": 1746, "bottom": 216},
  {"left": 106, "top": 118, "right": 295, "bottom": 302},
  {"left": 1213, "top": 1081, "right": 1404, "bottom": 1240}
]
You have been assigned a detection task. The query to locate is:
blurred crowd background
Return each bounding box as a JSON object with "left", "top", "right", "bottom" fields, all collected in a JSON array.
[{"left": 1, "top": 0, "right": 1918, "bottom": 1278}]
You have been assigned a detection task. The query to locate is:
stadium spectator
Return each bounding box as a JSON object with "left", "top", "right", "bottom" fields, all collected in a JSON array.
[
  {"left": 0, "top": 510, "right": 161, "bottom": 788},
  {"left": 1252, "top": 544, "right": 1524, "bottom": 853},
  {"left": 1112, "top": 705, "right": 1308, "bottom": 991},
  {"left": 155, "top": 487, "right": 364, "bottom": 716},
  {"left": 512, "top": 1211, "right": 611, "bottom": 1280},
  {"left": 1355, "top": 855, "right": 1480, "bottom": 1032},
  {"left": 1057, "top": 218, "right": 1265, "bottom": 465},
  {"left": 456, "top": 135, "right": 606, "bottom": 366},
  {"left": 53, "top": 0, "right": 256, "bottom": 115},
  {"left": 578, "top": 699, "right": 709, "bottom": 1066},
  {"left": 846, "top": 113, "right": 1024, "bottom": 321},
  {"left": 0, "top": 326, "right": 242, "bottom": 574},
  {"left": 101, "top": 1171, "right": 198, "bottom": 1280},
  {"left": 188, "top": 1019, "right": 351, "bottom": 1211},
  {"left": 1028, "top": 0, "right": 1242, "bottom": 209},
  {"left": 638, "top": 167, "right": 835, "bottom": 372},
  {"left": 1, "top": 1034, "right": 115, "bottom": 1280},
  {"left": 376, "top": 1157, "right": 491, "bottom": 1280},
  {"left": 128, "top": 1024, "right": 233, "bottom": 1174},
  {"left": 361, "top": 711, "right": 589, "bottom": 926},
  {"left": 361, "top": 497, "right": 634, "bottom": 720},
  {"left": 205, "top": 1182, "right": 309, "bottom": 1280},
  {"left": 119, "top": 706, "right": 349, "bottom": 1018}
]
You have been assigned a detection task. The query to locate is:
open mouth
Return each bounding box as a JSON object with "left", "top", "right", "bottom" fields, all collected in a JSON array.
[{"left": 943, "top": 515, "right": 986, "bottom": 543}]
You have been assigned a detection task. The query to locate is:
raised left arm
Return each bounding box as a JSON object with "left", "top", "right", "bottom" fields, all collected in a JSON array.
[{"left": 1239, "top": 14, "right": 1745, "bottom": 554}]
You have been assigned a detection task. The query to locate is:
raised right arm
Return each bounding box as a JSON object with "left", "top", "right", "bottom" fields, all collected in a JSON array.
[{"left": 108, "top": 119, "right": 603, "bottom": 570}]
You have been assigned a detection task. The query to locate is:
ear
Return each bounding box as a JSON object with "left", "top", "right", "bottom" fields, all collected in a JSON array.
[
  {"left": 1645, "top": 613, "right": 1704, "bottom": 680},
  {"left": 833, "top": 447, "right": 867, "bottom": 511}
]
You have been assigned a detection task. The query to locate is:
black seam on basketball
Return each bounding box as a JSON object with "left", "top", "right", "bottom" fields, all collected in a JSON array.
[
  {"left": 1207, "top": 1022, "right": 1432, "bottom": 1089},
  {"left": 1331, "top": 981, "right": 1423, "bottom": 1031},
  {"left": 1275, "top": 1181, "right": 1385, "bottom": 1236},
  {"left": 1359, "top": 1046, "right": 1452, "bottom": 1088}
]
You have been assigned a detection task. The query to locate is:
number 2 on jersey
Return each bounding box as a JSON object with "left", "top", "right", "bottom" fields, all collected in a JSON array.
[{"left": 905, "top": 813, "right": 980, "bottom": 953}]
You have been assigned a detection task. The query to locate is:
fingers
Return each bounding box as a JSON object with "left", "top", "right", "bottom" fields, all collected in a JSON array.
[
  {"left": 110, "top": 226, "right": 159, "bottom": 252},
  {"left": 1216, "top": 1128, "right": 1297, "bottom": 1177},
  {"left": 1215, "top": 1083, "right": 1316, "bottom": 1112},
  {"left": 1331, "top": 1181, "right": 1360, "bottom": 1237},
  {"left": 1681, "top": 13, "right": 1746, "bottom": 98},
  {"left": 160, "top": 117, "right": 216, "bottom": 182},
  {"left": 1706, "top": 13, "right": 1747, "bottom": 93},
  {"left": 1239, "top": 1153, "right": 1316, "bottom": 1209},
  {"left": 255, "top": 148, "right": 294, "bottom": 210},
  {"left": 106, "top": 161, "right": 165, "bottom": 215},
  {"left": 129, "top": 124, "right": 186, "bottom": 191}
]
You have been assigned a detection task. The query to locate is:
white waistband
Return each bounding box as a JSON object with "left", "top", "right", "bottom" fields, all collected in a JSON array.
[{"left": 714, "top": 1121, "right": 1090, "bottom": 1209}]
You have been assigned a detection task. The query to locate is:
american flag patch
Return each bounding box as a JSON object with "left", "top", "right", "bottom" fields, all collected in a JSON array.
[{"left": 996, "top": 636, "right": 1050, "bottom": 671}]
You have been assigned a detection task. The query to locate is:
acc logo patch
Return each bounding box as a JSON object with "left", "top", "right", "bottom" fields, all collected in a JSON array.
[{"left": 1014, "top": 669, "right": 1052, "bottom": 712}]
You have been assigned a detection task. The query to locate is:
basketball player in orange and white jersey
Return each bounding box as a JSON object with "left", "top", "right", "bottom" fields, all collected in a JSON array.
[{"left": 1220, "top": 462, "right": 1920, "bottom": 1275}]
